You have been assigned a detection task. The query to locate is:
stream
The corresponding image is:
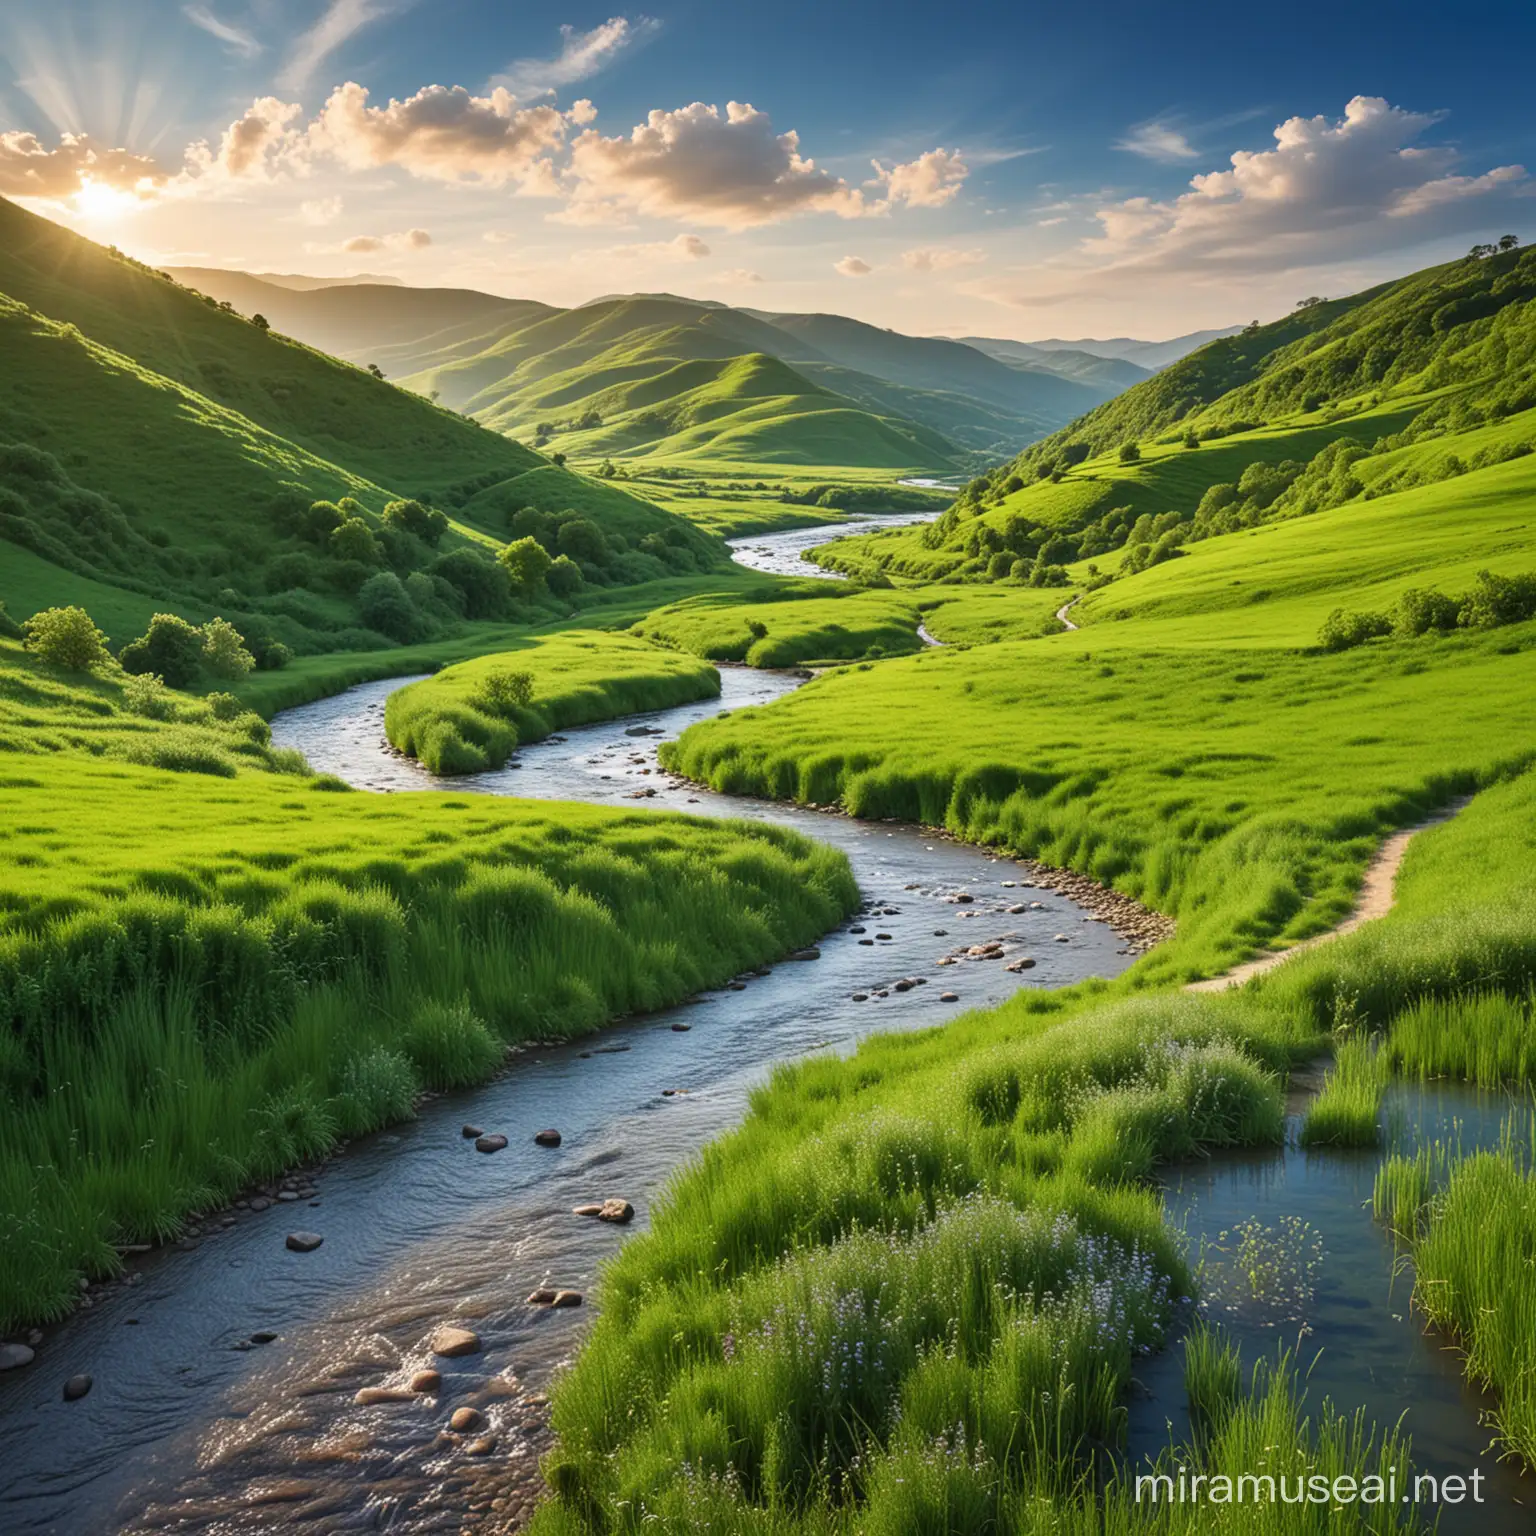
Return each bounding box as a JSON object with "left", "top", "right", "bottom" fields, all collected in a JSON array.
[
  {"left": 0, "top": 519, "right": 1119, "bottom": 1533},
  {"left": 2, "top": 518, "right": 1527, "bottom": 1531}
]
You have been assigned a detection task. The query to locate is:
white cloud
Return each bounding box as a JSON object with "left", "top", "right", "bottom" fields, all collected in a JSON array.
[
  {"left": 1035, "top": 215, "right": 1066, "bottom": 227},
  {"left": 870, "top": 147, "right": 968, "bottom": 208},
  {"left": 279, "top": 0, "right": 393, "bottom": 92},
  {"left": 332, "top": 227, "right": 432, "bottom": 252},
  {"left": 492, "top": 16, "right": 660, "bottom": 97},
  {"left": 0, "top": 131, "right": 168, "bottom": 199},
  {"left": 713, "top": 267, "right": 763, "bottom": 284},
  {"left": 203, "top": 96, "right": 304, "bottom": 178},
  {"left": 182, "top": 4, "right": 262, "bottom": 57},
  {"left": 606, "top": 232, "right": 711, "bottom": 260},
  {"left": 902, "top": 246, "right": 984, "bottom": 272},
  {"left": 564, "top": 101, "right": 865, "bottom": 229},
  {"left": 310, "top": 81, "right": 570, "bottom": 186},
  {"left": 1115, "top": 121, "right": 1198, "bottom": 163},
  {"left": 835, "top": 255, "right": 872, "bottom": 277},
  {"left": 1084, "top": 96, "right": 1527, "bottom": 274},
  {"left": 300, "top": 195, "right": 343, "bottom": 224}
]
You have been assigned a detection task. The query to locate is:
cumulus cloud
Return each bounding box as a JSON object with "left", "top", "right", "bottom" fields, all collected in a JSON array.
[
  {"left": 203, "top": 96, "right": 304, "bottom": 178},
  {"left": 182, "top": 3, "right": 262, "bottom": 57},
  {"left": 902, "top": 246, "right": 984, "bottom": 271},
  {"left": 1115, "top": 121, "right": 1197, "bottom": 163},
  {"left": 1084, "top": 96, "right": 1526, "bottom": 274},
  {"left": 605, "top": 232, "right": 711, "bottom": 260},
  {"left": 835, "top": 255, "right": 872, "bottom": 276},
  {"left": 310, "top": 82, "right": 571, "bottom": 186},
  {"left": 0, "top": 130, "right": 168, "bottom": 199},
  {"left": 492, "top": 16, "right": 660, "bottom": 97},
  {"left": 714, "top": 267, "right": 763, "bottom": 284},
  {"left": 870, "top": 147, "right": 968, "bottom": 208},
  {"left": 564, "top": 101, "right": 866, "bottom": 229},
  {"left": 336, "top": 227, "right": 432, "bottom": 252}
]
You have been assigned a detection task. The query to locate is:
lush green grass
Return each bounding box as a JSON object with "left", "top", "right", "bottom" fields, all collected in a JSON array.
[
  {"left": 1374, "top": 1122, "right": 1536, "bottom": 1467},
  {"left": 0, "top": 717, "right": 857, "bottom": 1326},
  {"left": 382, "top": 631, "right": 721, "bottom": 774},
  {"left": 661, "top": 610, "right": 1536, "bottom": 984},
  {"left": 1298, "top": 1036, "right": 1384, "bottom": 1148},
  {"left": 633, "top": 584, "right": 924, "bottom": 668},
  {"left": 1384, "top": 991, "right": 1536, "bottom": 1086}
]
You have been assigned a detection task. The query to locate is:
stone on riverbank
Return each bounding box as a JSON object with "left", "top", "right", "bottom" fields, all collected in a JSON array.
[
  {"left": 431, "top": 1325, "right": 482, "bottom": 1358},
  {"left": 285, "top": 1232, "right": 323, "bottom": 1253}
]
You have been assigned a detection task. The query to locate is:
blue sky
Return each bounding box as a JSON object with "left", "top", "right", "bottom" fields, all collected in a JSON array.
[{"left": 2, "top": 1, "right": 1532, "bottom": 335}]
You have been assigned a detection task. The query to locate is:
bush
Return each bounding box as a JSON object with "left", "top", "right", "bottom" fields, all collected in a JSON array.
[
  {"left": 381, "top": 498, "right": 448, "bottom": 546},
  {"left": 205, "top": 691, "right": 244, "bottom": 721},
  {"left": 121, "top": 672, "right": 176, "bottom": 719},
  {"left": 201, "top": 617, "right": 255, "bottom": 679},
  {"left": 430, "top": 548, "right": 512, "bottom": 619},
  {"left": 20, "top": 606, "right": 108, "bottom": 670},
  {"left": 1458, "top": 569, "right": 1536, "bottom": 630},
  {"left": 0, "top": 600, "right": 21, "bottom": 640},
  {"left": 330, "top": 517, "right": 381, "bottom": 565},
  {"left": 472, "top": 669, "right": 534, "bottom": 718},
  {"left": 358, "top": 571, "right": 426, "bottom": 643},
  {"left": 547, "top": 554, "right": 584, "bottom": 598},
  {"left": 1118, "top": 442, "right": 1142, "bottom": 463},
  {"left": 499, "top": 535, "right": 553, "bottom": 596},
  {"left": 119, "top": 613, "right": 207, "bottom": 688},
  {"left": 1317, "top": 608, "right": 1392, "bottom": 652},
  {"left": 1394, "top": 587, "right": 1461, "bottom": 637}
]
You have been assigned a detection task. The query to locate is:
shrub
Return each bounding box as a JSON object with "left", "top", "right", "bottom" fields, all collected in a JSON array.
[
  {"left": 121, "top": 672, "right": 177, "bottom": 719},
  {"left": 499, "top": 535, "right": 553, "bottom": 595},
  {"left": 1317, "top": 607, "right": 1392, "bottom": 652},
  {"left": 547, "top": 554, "right": 584, "bottom": 598},
  {"left": 1394, "top": 587, "right": 1461, "bottom": 637},
  {"left": 381, "top": 498, "right": 448, "bottom": 546},
  {"left": 472, "top": 669, "right": 534, "bottom": 718},
  {"left": 204, "top": 691, "right": 244, "bottom": 722},
  {"left": 20, "top": 606, "right": 108, "bottom": 670},
  {"left": 120, "top": 613, "right": 206, "bottom": 687},
  {"left": 1458, "top": 569, "right": 1536, "bottom": 630},
  {"left": 329, "top": 517, "right": 381, "bottom": 565},
  {"left": 430, "top": 548, "right": 512, "bottom": 619},
  {"left": 201, "top": 617, "right": 255, "bottom": 679},
  {"left": 1117, "top": 442, "right": 1142, "bottom": 463},
  {"left": 358, "top": 571, "right": 426, "bottom": 643}
]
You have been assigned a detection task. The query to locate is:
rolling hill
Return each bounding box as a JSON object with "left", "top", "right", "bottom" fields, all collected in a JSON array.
[
  {"left": 167, "top": 271, "right": 1132, "bottom": 467},
  {"left": 808, "top": 241, "right": 1536, "bottom": 590},
  {"left": 0, "top": 196, "right": 719, "bottom": 651}
]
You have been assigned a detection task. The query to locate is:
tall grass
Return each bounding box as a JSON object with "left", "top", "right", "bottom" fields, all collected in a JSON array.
[
  {"left": 1299, "top": 1036, "right": 1384, "bottom": 1148},
  {"left": 1373, "top": 1117, "right": 1536, "bottom": 1467},
  {"left": 0, "top": 755, "right": 857, "bottom": 1328},
  {"left": 1384, "top": 989, "right": 1536, "bottom": 1086}
]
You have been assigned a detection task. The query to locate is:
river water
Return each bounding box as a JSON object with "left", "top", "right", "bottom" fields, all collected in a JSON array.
[{"left": 0, "top": 521, "right": 1123, "bottom": 1533}]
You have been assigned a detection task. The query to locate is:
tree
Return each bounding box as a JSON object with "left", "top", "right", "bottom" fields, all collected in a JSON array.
[
  {"left": 546, "top": 554, "right": 583, "bottom": 597},
  {"left": 367, "top": 363, "right": 385, "bottom": 380},
  {"left": 556, "top": 518, "right": 609, "bottom": 565},
  {"left": 358, "top": 572, "right": 425, "bottom": 643},
  {"left": 1467, "top": 243, "right": 1496, "bottom": 261},
  {"left": 251, "top": 313, "right": 271, "bottom": 332},
  {"left": 330, "top": 517, "right": 381, "bottom": 564},
  {"left": 1294, "top": 296, "right": 1325, "bottom": 310},
  {"left": 120, "top": 613, "right": 207, "bottom": 688},
  {"left": 201, "top": 617, "right": 256, "bottom": 679},
  {"left": 382, "top": 498, "right": 448, "bottom": 546},
  {"left": 551, "top": 452, "right": 567, "bottom": 468},
  {"left": 1498, "top": 234, "right": 1520, "bottom": 252},
  {"left": 1182, "top": 431, "right": 1200, "bottom": 449},
  {"left": 1117, "top": 442, "right": 1142, "bottom": 464},
  {"left": 498, "top": 535, "right": 552, "bottom": 595},
  {"left": 21, "top": 606, "right": 108, "bottom": 670}
]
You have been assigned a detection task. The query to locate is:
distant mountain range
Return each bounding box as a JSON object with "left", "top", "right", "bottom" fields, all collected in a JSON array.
[
  {"left": 1018, "top": 329, "right": 1244, "bottom": 370},
  {"left": 164, "top": 269, "right": 1151, "bottom": 471}
]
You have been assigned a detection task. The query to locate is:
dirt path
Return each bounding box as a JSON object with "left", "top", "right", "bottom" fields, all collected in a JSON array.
[
  {"left": 1056, "top": 596, "right": 1081, "bottom": 631},
  {"left": 1186, "top": 797, "right": 1470, "bottom": 992}
]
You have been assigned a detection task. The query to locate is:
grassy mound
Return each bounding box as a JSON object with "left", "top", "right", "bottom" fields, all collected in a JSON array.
[
  {"left": 383, "top": 631, "right": 721, "bottom": 774},
  {"left": 633, "top": 585, "right": 924, "bottom": 668}
]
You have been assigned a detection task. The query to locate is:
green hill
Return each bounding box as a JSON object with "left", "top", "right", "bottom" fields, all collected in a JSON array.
[
  {"left": 818, "top": 242, "right": 1536, "bottom": 586},
  {"left": 0, "top": 197, "right": 719, "bottom": 653}
]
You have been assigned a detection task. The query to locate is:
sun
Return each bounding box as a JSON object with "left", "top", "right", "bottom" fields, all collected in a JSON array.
[{"left": 70, "top": 178, "right": 141, "bottom": 225}]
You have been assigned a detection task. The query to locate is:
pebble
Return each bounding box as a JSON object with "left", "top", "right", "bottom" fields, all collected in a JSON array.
[
  {"left": 462, "top": 1125, "right": 483, "bottom": 1139},
  {"left": 848, "top": 925, "right": 866, "bottom": 934},
  {"left": 285, "top": 1232, "right": 324, "bottom": 1253},
  {"left": 475, "top": 1135, "right": 508, "bottom": 1154},
  {"left": 431, "top": 1325, "right": 482, "bottom": 1358},
  {"left": 250, "top": 1331, "right": 278, "bottom": 1345},
  {"left": 1005, "top": 958, "right": 1037, "bottom": 972},
  {"left": 940, "top": 992, "right": 959, "bottom": 1003},
  {"left": 533, "top": 1129, "right": 562, "bottom": 1148},
  {"left": 851, "top": 992, "right": 869, "bottom": 1002},
  {"left": 788, "top": 947, "right": 821, "bottom": 961},
  {"left": 63, "top": 1374, "right": 92, "bottom": 1402},
  {"left": 670, "top": 1022, "right": 691, "bottom": 1032},
  {"left": 526, "top": 1288, "right": 557, "bottom": 1305},
  {"left": 450, "top": 1407, "right": 484, "bottom": 1432},
  {"left": 875, "top": 933, "right": 893, "bottom": 941},
  {"left": 572, "top": 1203, "right": 604, "bottom": 1217},
  {"left": 410, "top": 1369, "right": 443, "bottom": 1393},
  {"left": 249, "top": 1197, "right": 272, "bottom": 1213},
  {"left": 1054, "top": 934, "right": 1069, "bottom": 943},
  {"left": 0, "top": 1344, "right": 34, "bottom": 1372},
  {"left": 598, "top": 1199, "right": 634, "bottom": 1224},
  {"left": 551, "top": 1290, "right": 583, "bottom": 1309},
  {"left": 355, "top": 1385, "right": 416, "bottom": 1405},
  {"left": 277, "top": 1191, "right": 300, "bottom": 1203}
]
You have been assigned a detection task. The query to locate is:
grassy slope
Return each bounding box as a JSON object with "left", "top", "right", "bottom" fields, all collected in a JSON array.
[
  {"left": 383, "top": 631, "right": 723, "bottom": 773},
  {"left": 633, "top": 585, "right": 924, "bottom": 668},
  {"left": 0, "top": 636, "right": 858, "bottom": 1324}
]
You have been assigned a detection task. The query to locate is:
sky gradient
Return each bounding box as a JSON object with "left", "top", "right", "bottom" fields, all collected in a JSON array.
[{"left": 2, "top": 0, "right": 1533, "bottom": 336}]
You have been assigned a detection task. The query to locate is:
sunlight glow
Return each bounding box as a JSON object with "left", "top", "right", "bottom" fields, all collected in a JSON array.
[{"left": 70, "top": 177, "right": 142, "bottom": 225}]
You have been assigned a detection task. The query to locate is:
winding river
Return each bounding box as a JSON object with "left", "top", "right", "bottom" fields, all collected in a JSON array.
[{"left": 0, "top": 519, "right": 1125, "bottom": 1533}]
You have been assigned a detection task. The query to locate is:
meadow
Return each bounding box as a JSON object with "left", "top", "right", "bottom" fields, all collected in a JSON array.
[
  {"left": 382, "top": 630, "right": 722, "bottom": 774},
  {"left": 0, "top": 637, "right": 858, "bottom": 1326}
]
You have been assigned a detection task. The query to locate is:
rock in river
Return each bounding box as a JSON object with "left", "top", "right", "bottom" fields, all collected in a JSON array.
[
  {"left": 598, "top": 1199, "right": 634, "bottom": 1224},
  {"left": 63, "top": 1374, "right": 93, "bottom": 1402},
  {"left": 533, "top": 1129, "right": 562, "bottom": 1148},
  {"left": 474, "top": 1134, "right": 508, "bottom": 1154},
  {"left": 0, "top": 1344, "right": 35, "bottom": 1372},
  {"left": 450, "top": 1407, "right": 484, "bottom": 1432},
  {"left": 410, "top": 1369, "right": 442, "bottom": 1393},
  {"left": 430, "top": 1325, "right": 482, "bottom": 1358},
  {"left": 285, "top": 1232, "right": 324, "bottom": 1253},
  {"left": 551, "top": 1290, "right": 583, "bottom": 1308}
]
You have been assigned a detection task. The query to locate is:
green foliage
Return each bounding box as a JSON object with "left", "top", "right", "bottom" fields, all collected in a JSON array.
[
  {"left": 380, "top": 497, "right": 447, "bottom": 545},
  {"left": 119, "top": 612, "right": 209, "bottom": 688},
  {"left": 1298, "top": 1036, "right": 1383, "bottom": 1147},
  {"left": 200, "top": 616, "right": 255, "bottom": 679},
  {"left": 384, "top": 631, "right": 720, "bottom": 775},
  {"left": 1317, "top": 607, "right": 1392, "bottom": 651},
  {"left": 20, "top": 604, "right": 108, "bottom": 670}
]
